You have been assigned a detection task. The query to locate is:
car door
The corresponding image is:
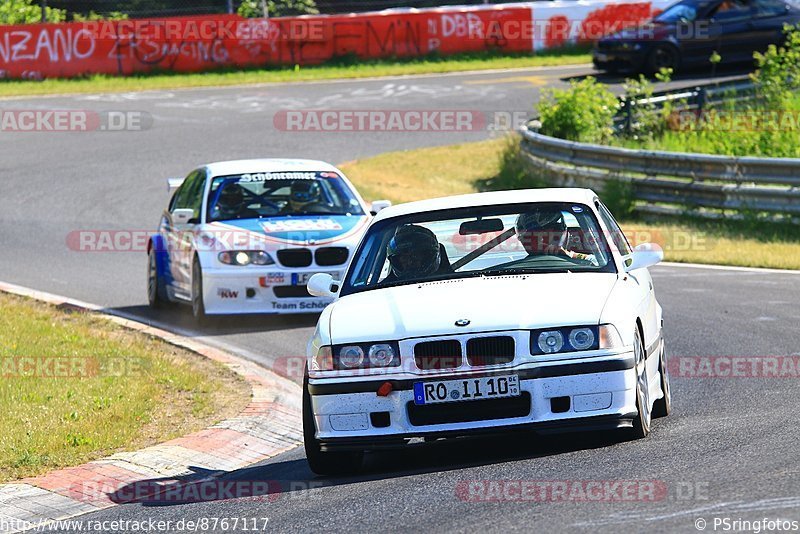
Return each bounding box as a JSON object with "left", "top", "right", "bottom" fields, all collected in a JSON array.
[
  {"left": 596, "top": 202, "right": 659, "bottom": 352},
  {"left": 748, "top": 0, "right": 794, "bottom": 54},
  {"left": 167, "top": 169, "right": 206, "bottom": 295},
  {"left": 711, "top": 0, "right": 762, "bottom": 63}
]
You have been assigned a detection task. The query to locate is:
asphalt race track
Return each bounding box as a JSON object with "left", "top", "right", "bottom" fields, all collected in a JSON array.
[{"left": 4, "top": 64, "right": 799, "bottom": 533}]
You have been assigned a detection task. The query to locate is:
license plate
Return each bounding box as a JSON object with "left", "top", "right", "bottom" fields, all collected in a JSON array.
[
  {"left": 291, "top": 272, "right": 338, "bottom": 286},
  {"left": 595, "top": 53, "right": 610, "bottom": 62},
  {"left": 413, "top": 375, "right": 520, "bottom": 405}
]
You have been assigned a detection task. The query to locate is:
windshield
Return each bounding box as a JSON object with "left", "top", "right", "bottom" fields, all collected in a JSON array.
[
  {"left": 206, "top": 171, "right": 364, "bottom": 222},
  {"left": 342, "top": 202, "right": 616, "bottom": 296},
  {"left": 654, "top": 1, "right": 699, "bottom": 22}
]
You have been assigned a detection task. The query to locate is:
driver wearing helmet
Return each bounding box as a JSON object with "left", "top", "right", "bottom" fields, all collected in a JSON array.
[
  {"left": 516, "top": 208, "right": 598, "bottom": 266},
  {"left": 384, "top": 224, "right": 449, "bottom": 282},
  {"left": 283, "top": 180, "right": 332, "bottom": 214},
  {"left": 211, "top": 183, "right": 256, "bottom": 221}
]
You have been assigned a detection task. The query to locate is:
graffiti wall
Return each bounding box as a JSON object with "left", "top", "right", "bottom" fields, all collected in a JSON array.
[{"left": 0, "top": 1, "right": 671, "bottom": 80}]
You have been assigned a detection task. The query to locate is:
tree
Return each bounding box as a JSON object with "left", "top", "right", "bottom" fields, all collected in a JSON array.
[{"left": 237, "top": 0, "right": 319, "bottom": 18}]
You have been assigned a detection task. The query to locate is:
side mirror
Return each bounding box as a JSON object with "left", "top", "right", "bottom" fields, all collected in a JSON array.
[
  {"left": 307, "top": 273, "right": 340, "bottom": 298},
  {"left": 168, "top": 177, "right": 184, "bottom": 194},
  {"left": 172, "top": 208, "right": 196, "bottom": 225},
  {"left": 624, "top": 243, "right": 664, "bottom": 272},
  {"left": 370, "top": 200, "right": 392, "bottom": 215}
]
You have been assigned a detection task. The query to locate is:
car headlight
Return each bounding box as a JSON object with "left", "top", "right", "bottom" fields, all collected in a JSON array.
[
  {"left": 531, "top": 325, "right": 610, "bottom": 355},
  {"left": 218, "top": 251, "right": 275, "bottom": 266},
  {"left": 329, "top": 342, "right": 401, "bottom": 371}
]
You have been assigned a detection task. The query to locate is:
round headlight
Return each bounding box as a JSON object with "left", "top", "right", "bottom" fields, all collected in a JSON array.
[
  {"left": 339, "top": 346, "right": 364, "bottom": 369},
  {"left": 368, "top": 344, "right": 395, "bottom": 367},
  {"left": 235, "top": 251, "right": 251, "bottom": 266},
  {"left": 569, "top": 328, "right": 596, "bottom": 351},
  {"left": 251, "top": 251, "right": 272, "bottom": 265},
  {"left": 538, "top": 331, "right": 564, "bottom": 354}
]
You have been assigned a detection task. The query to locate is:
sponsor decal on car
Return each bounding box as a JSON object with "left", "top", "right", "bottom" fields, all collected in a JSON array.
[
  {"left": 217, "top": 288, "right": 239, "bottom": 299},
  {"left": 261, "top": 219, "right": 344, "bottom": 233}
]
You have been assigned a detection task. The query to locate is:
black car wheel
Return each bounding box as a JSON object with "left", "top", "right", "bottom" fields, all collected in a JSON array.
[
  {"left": 147, "top": 248, "right": 168, "bottom": 308},
  {"left": 191, "top": 257, "right": 207, "bottom": 324},
  {"left": 303, "top": 374, "right": 363, "bottom": 476},
  {"left": 627, "top": 326, "right": 652, "bottom": 439},
  {"left": 646, "top": 44, "right": 680, "bottom": 74},
  {"left": 652, "top": 342, "right": 672, "bottom": 418}
]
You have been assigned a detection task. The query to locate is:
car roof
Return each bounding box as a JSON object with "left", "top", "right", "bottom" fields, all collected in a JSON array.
[
  {"left": 203, "top": 158, "right": 341, "bottom": 177},
  {"left": 373, "top": 188, "right": 600, "bottom": 222}
]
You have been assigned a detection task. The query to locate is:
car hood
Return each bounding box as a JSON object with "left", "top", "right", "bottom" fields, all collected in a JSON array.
[
  {"left": 204, "top": 214, "right": 368, "bottom": 246},
  {"left": 329, "top": 273, "right": 619, "bottom": 342}
]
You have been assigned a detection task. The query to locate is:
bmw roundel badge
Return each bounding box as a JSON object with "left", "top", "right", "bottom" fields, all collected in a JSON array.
[{"left": 455, "top": 319, "right": 471, "bottom": 327}]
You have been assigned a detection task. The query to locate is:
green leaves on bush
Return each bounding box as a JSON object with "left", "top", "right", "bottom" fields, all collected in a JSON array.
[
  {"left": 0, "top": 0, "right": 65, "bottom": 24},
  {"left": 237, "top": 0, "right": 319, "bottom": 18},
  {"left": 752, "top": 23, "right": 800, "bottom": 105},
  {"left": 537, "top": 77, "right": 618, "bottom": 144}
]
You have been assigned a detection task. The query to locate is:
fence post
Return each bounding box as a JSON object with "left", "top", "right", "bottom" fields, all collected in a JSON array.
[
  {"left": 41, "top": 0, "right": 47, "bottom": 22},
  {"left": 623, "top": 97, "right": 632, "bottom": 135},
  {"left": 227, "top": 0, "right": 234, "bottom": 14},
  {"left": 696, "top": 86, "right": 707, "bottom": 115}
]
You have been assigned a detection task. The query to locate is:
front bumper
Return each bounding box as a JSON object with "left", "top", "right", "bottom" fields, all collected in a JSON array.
[
  {"left": 309, "top": 353, "right": 637, "bottom": 451},
  {"left": 201, "top": 267, "right": 340, "bottom": 315},
  {"left": 592, "top": 48, "right": 645, "bottom": 71}
]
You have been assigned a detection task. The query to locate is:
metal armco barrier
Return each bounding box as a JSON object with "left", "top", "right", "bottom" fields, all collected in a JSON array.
[{"left": 518, "top": 124, "right": 800, "bottom": 217}]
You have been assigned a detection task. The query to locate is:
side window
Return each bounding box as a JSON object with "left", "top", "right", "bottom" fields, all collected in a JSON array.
[
  {"left": 596, "top": 202, "right": 632, "bottom": 256},
  {"left": 172, "top": 171, "right": 199, "bottom": 211},
  {"left": 711, "top": 0, "right": 752, "bottom": 20},
  {"left": 753, "top": 0, "right": 787, "bottom": 16},
  {"left": 172, "top": 170, "right": 206, "bottom": 220}
]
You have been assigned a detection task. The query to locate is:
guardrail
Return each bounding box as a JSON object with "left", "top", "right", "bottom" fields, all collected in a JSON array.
[{"left": 518, "top": 123, "right": 800, "bottom": 218}]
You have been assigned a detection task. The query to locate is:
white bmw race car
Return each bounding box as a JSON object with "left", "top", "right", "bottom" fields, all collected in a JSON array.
[
  {"left": 147, "top": 159, "right": 389, "bottom": 320},
  {"left": 303, "top": 188, "right": 671, "bottom": 475}
]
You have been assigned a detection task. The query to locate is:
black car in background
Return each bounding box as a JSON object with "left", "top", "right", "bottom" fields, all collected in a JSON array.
[{"left": 593, "top": 0, "right": 800, "bottom": 74}]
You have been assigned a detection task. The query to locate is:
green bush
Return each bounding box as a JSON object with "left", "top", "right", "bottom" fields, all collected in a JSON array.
[
  {"left": 0, "top": 0, "right": 66, "bottom": 24},
  {"left": 601, "top": 178, "right": 636, "bottom": 219},
  {"left": 752, "top": 23, "right": 800, "bottom": 105},
  {"left": 71, "top": 10, "right": 128, "bottom": 21},
  {"left": 537, "top": 77, "right": 618, "bottom": 144},
  {"left": 237, "top": 0, "right": 318, "bottom": 18},
  {"left": 476, "top": 135, "right": 551, "bottom": 192}
]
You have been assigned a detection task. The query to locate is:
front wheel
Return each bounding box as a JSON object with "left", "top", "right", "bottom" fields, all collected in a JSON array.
[
  {"left": 191, "top": 257, "right": 206, "bottom": 324},
  {"left": 627, "top": 327, "right": 652, "bottom": 439},
  {"left": 652, "top": 342, "right": 672, "bottom": 418},
  {"left": 645, "top": 44, "right": 680, "bottom": 75},
  {"left": 303, "top": 375, "right": 363, "bottom": 476},
  {"left": 147, "top": 248, "right": 168, "bottom": 309}
]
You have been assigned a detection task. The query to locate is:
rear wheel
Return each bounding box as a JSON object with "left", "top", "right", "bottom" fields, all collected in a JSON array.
[
  {"left": 627, "top": 326, "right": 652, "bottom": 439},
  {"left": 191, "top": 257, "right": 206, "bottom": 324},
  {"left": 646, "top": 44, "right": 680, "bottom": 75},
  {"left": 303, "top": 375, "right": 363, "bottom": 476},
  {"left": 652, "top": 342, "right": 672, "bottom": 418}
]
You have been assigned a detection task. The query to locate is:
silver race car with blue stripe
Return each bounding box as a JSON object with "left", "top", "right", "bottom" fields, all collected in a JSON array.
[{"left": 147, "top": 159, "right": 389, "bottom": 321}]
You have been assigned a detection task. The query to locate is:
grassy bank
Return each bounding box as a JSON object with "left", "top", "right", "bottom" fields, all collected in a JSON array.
[
  {"left": 339, "top": 137, "right": 800, "bottom": 270},
  {"left": 0, "top": 292, "right": 249, "bottom": 482},
  {"left": 0, "top": 48, "right": 590, "bottom": 98}
]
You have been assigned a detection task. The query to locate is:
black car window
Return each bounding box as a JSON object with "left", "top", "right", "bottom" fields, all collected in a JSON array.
[
  {"left": 173, "top": 170, "right": 205, "bottom": 220},
  {"left": 753, "top": 0, "right": 788, "bottom": 16},
  {"left": 711, "top": 0, "right": 752, "bottom": 20},
  {"left": 596, "top": 202, "right": 632, "bottom": 256}
]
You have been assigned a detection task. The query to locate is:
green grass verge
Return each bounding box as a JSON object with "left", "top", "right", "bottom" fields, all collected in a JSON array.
[
  {"left": 339, "top": 137, "right": 800, "bottom": 270},
  {"left": 0, "top": 48, "right": 590, "bottom": 98},
  {"left": 0, "top": 292, "right": 250, "bottom": 482}
]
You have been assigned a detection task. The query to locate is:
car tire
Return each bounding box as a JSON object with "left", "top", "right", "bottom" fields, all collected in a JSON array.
[
  {"left": 652, "top": 342, "right": 672, "bottom": 418},
  {"left": 147, "top": 247, "right": 168, "bottom": 309},
  {"left": 627, "top": 326, "right": 652, "bottom": 439},
  {"left": 191, "top": 257, "right": 207, "bottom": 324},
  {"left": 303, "top": 374, "right": 363, "bottom": 476},
  {"left": 645, "top": 44, "right": 680, "bottom": 75}
]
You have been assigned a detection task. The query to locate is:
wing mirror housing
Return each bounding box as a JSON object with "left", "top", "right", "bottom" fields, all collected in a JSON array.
[
  {"left": 624, "top": 242, "right": 664, "bottom": 272},
  {"left": 168, "top": 177, "right": 185, "bottom": 194},
  {"left": 370, "top": 200, "right": 392, "bottom": 215},
  {"left": 172, "top": 208, "right": 196, "bottom": 225},
  {"left": 307, "top": 273, "right": 340, "bottom": 298}
]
